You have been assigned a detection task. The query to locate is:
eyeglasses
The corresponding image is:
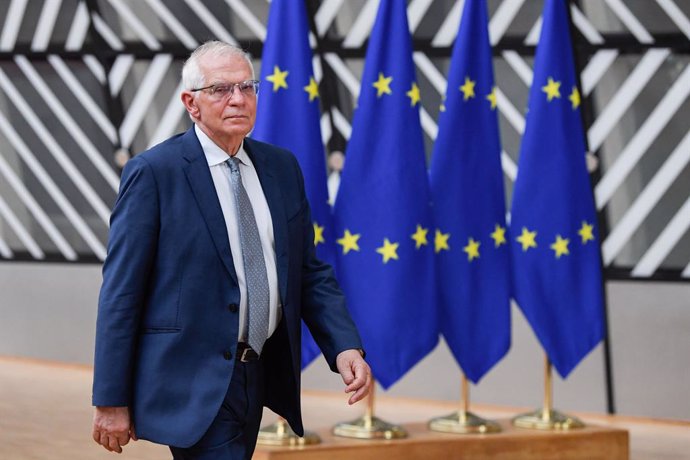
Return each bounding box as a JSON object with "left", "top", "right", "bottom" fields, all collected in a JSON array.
[{"left": 191, "top": 80, "right": 260, "bottom": 99}]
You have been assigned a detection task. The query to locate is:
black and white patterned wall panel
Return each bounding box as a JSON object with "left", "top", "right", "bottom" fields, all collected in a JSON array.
[{"left": 0, "top": 0, "right": 688, "bottom": 281}]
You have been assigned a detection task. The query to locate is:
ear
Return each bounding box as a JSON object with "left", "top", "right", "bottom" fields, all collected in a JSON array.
[{"left": 181, "top": 90, "right": 200, "bottom": 120}]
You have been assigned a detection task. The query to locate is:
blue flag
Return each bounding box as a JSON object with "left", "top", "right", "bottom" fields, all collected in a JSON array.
[
  {"left": 333, "top": 0, "right": 438, "bottom": 389},
  {"left": 429, "top": 0, "right": 511, "bottom": 383},
  {"left": 510, "top": 0, "right": 604, "bottom": 378},
  {"left": 252, "top": 0, "right": 329, "bottom": 369}
]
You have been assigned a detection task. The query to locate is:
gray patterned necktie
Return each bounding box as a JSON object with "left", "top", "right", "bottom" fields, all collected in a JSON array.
[{"left": 226, "top": 157, "right": 270, "bottom": 354}]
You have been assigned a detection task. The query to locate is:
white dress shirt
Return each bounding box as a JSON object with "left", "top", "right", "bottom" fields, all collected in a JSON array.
[{"left": 195, "top": 125, "right": 280, "bottom": 343}]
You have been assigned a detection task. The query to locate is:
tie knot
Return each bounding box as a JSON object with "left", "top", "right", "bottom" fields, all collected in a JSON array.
[{"left": 227, "top": 157, "right": 241, "bottom": 174}]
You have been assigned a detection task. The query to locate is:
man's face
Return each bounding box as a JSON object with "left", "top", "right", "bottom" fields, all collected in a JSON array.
[{"left": 182, "top": 54, "right": 257, "bottom": 151}]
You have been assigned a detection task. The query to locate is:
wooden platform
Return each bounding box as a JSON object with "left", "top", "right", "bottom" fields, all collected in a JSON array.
[
  {"left": 1, "top": 356, "right": 689, "bottom": 460},
  {"left": 254, "top": 421, "right": 628, "bottom": 460}
]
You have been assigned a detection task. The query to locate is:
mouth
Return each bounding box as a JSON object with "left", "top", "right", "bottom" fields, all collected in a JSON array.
[{"left": 225, "top": 114, "right": 248, "bottom": 121}]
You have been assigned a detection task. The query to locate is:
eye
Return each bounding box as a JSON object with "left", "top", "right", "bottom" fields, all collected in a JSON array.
[
  {"left": 239, "top": 81, "right": 257, "bottom": 94},
  {"left": 212, "top": 84, "right": 232, "bottom": 97}
]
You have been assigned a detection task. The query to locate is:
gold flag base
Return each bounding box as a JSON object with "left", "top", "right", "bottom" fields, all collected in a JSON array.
[
  {"left": 512, "top": 409, "right": 585, "bottom": 431},
  {"left": 257, "top": 419, "right": 321, "bottom": 446},
  {"left": 429, "top": 410, "right": 502, "bottom": 434},
  {"left": 332, "top": 415, "right": 408, "bottom": 440}
]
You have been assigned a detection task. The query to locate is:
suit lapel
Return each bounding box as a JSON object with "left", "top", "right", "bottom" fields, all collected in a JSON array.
[
  {"left": 181, "top": 128, "right": 238, "bottom": 284},
  {"left": 245, "top": 138, "right": 289, "bottom": 305}
]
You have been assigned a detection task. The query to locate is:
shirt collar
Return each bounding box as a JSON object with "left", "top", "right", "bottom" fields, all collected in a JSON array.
[{"left": 195, "top": 124, "right": 250, "bottom": 167}]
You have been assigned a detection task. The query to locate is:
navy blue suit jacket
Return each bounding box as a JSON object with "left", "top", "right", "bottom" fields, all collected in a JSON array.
[{"left": 92, "top": 127, "right": 362, "bottom": 447}]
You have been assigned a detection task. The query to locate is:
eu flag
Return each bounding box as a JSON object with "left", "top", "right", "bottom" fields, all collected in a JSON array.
[
  {"left": 429, "top": 0, "right": 511, "bottom": 383},
  {"left": 510, "top": 0, "right": 604, "bottom": 378},
  {"left": 252, "top": 0, "right": 329, "bottom": 369},
  {"left": 333, "top": 0, "right": 438, "bottom": 389}
]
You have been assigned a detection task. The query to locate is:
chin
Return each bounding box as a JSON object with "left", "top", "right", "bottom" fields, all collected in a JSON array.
[{"left": 223, "top": 121, "right": 250, "bottom": 132}]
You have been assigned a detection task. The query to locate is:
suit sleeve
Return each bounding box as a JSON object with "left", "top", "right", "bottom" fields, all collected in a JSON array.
[
  {"left": 92, "top": 156, "right": 160, "bottom": 406},
  {"left": 291, "top": 159, "right": 363, "bottom": 372}
]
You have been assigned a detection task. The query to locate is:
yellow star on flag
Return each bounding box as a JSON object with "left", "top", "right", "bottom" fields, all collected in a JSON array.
[
  {"left": 459, "top": 77, "right": 476, "bottom": 101},
  {"left": 486, "top": 87, "right": 498, "bottom": 110},
  {"left": 373, "top": 72, "right": 393, "bottom": 97},
  {"left": 313, "top": 222, "right": 325, "bottom": 246},
  {"left": 411, "top": 225, "right": 428, "bottom": 249},
  {"left": 542, "top": 77, "right": 561, "bottom": 101},
  {"left": 516, "top": 227, "right": 537, "bottom": 251},
  {"left": 376, "top": 238, "right": 399, "bottom": 263},
  {"left": 434, "top": 229, "right": 450, "bottom": 253},
  {"left": 569, "top": 86, "right": 581, "bottom": 109},
  {"left": 578, "top": 221, "right": 595, "bottom": 244},
  {"left": 463, "top": 238, "right": 480, "bottom": 262},
  {"left": 406, "top": 82, "right": 420, "bottom": 107},
  {"left": 266, "top": 65, "right": 289, "bottom": 92},
  {"left": 490, "top": 224, "right": 507, "bottom": 247},
  {"left": 550, "top": 235, "right": 570, "bottom": 258},
  {"left": 304, "top": 76, "right": 319, "bottom": 102},
  {"left": 337, "top": 229, "right": 360, "bottom": 254}
]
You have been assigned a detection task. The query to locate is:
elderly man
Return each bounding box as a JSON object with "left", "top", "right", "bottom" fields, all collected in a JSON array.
[{"left": 92, "top": 41, "right": 371, "bottom": 460}]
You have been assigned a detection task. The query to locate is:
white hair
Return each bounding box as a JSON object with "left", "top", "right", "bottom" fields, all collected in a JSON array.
[{"left": 181, "top": 41, "right": 255, "bottom": 90}]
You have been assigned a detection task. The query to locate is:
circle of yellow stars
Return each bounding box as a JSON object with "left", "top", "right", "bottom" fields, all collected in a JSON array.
[
  {"left": 312, "top": 71, "right": 590, "bottom": 266},
  {"left": 329, "top": 221, "right": 593, "bottom": 263},
  {"left": 336, "top": 225, "right": 435, "bottom": 264},
  {"left": 319, "top": 220, "right": 594, "bottom": 262},
  {"left": 371, "top": 72, "right": 423, "bottom": 107},
  {"left": 264, "top": 65, "right": 321, "bottom": 103},
  {"left": 333, "top": 222, "right": 512, "bottom": 264},
  {"left": 515, "top": 221, "right": 596, "bottom": 259}
]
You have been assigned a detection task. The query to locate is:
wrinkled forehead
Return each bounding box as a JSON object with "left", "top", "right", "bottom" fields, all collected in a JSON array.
[{"left": 199, "top": 54, "right": 253, "bottom": 83}]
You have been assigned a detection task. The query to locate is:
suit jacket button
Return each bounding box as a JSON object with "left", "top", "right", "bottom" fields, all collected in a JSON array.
[
  {"left": 223, "top": 351, "right": 232, "bottom": 360},
  {"left": 228, "top": 303, "right": 238, "bottom": 313}
]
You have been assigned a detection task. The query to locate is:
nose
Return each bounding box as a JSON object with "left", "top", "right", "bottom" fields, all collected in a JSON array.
[{"left": 227, "top": 86, "right": 245, "bottom": 103}]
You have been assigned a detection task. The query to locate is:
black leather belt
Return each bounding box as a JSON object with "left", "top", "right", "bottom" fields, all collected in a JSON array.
[{"left": 237, "top": 343, "right": 260, "bottom": 362}]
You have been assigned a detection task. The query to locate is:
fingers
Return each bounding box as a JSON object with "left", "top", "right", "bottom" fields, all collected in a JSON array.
[
  {"left": 343, "top": 360, "right": 372, "bottom": 405},
  {"left": 336, "top": 350, "right": 373, "bottom": 405},
  {"left": 340, "top": 365, "right": 355, "bottom": 386},
  {"left": 336, "top": 349, "right": 363, "bottom": 386},
  {"left": 99, "top": 431, "right": 111, "bottom": 451},
  {"left": 95, "top": 430, "right": 129, "bottom": 453},
  {"left": 344, "top": 360, "right": 367, "bottom": 392},
  {"left": 92, "top": 406, "right": 131, "bottom": 453},
  {"left": 347, "top": 364, "right": 373, "bottom": 405},
  {"left": 130, "top": 425, "right": 138, "bottom": 441},
  {"left": 348, "top": 370, "right": 372, "bottom": 405},
  {"left": 108, "top": 434, "right": 123, "bottom": 453}
]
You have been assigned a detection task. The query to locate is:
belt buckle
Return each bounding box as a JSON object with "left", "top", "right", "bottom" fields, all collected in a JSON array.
[{"left": 239, "top": 345, "right": 255, "bottom": 362}]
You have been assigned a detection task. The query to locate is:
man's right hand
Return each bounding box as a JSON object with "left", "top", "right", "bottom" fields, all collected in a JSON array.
[{"left": 92, "top": 406, "right": 137, "bottom": 453}]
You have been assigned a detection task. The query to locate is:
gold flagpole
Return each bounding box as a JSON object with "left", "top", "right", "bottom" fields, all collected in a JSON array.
[
  {"left": 512, "top": 354, "right": 585, "bottom": 430},
  {"left": 333, "top": 379, "right": 407, "bottom": 439},
  {"left": 429, "top": 373, "right": 501, "bottom": 434},
  {"left": 257, "top": 416, "right": 321, "bottom": 446}
]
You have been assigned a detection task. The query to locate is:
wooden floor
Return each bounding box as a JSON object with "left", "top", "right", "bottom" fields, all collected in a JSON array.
[{"left": 1, "top": 356, "right": 688, "bottom": 460}]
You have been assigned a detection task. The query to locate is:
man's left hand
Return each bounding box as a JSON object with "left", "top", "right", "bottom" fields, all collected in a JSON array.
[{"left": 336, "top": 349, "right": 372, "bottom": 405}]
